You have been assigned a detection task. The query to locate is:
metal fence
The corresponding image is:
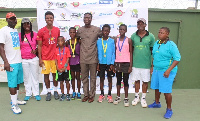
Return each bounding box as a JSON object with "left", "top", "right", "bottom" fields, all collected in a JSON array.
[{"left": 0, "top": 0, "right": 199, "bottom": 9}]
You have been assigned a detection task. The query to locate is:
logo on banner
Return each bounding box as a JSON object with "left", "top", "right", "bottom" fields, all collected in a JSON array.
[
  {"left": 99, "top": 12, "right": 112, "bottom": 16},
  {"left": 83, "top": 2, "right": 97, "bottom": 5},
  {"left": 71, "top": 2, "right": 80, "bottom": 7},
  {"left": 74, "top": 25, "right": 80, "bottom": 30},
  {"left": 116, "top": 22, "right": 136, "bottom": 29},
  {"left": 116, "top": 0, "right": 123, "bottom": 7},
  {"left": 100, "top": 24, "right": 114, "bottom": 29},
  {"left": 47, "top": 2, "right": 53, "bottom": 8},
  {"left": 56, "top": 2, "right": 67, "bottom": 8},
  {"left": 99, "top": 0, "right": 113, "bottom": 4},
  {"left": 114, "top": 10, "right": 124, "bottom": 17},
  {"left": 70, "top": 13, "right": 83, "bottom": 19},
  {"left": 59, "top": 26, "right": 70, "bottom": 32},
  {"left": 130, "top": 9, "right": 138, "bottom": 18},
  {"left": 57, "top": 13, "right": 70, "bottom": 21},
  {"left": 128, "top": 0, "right": 140, "bottom": 3}
]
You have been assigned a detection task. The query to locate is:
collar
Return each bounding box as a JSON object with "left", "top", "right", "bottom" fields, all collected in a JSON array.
[
  {"left": 157, "top": 39, "right": 170, "bottom": 44},
  {"left": 136, "top": 30, "right": 149, "bottom": 36}
]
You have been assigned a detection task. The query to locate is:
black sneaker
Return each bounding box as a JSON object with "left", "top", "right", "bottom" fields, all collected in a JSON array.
[
  {"left": 66, "top": 94, "right": 71, "bottom": 101},
  {"left": 54, "top": 91, "right": 60, "bottom": 100},
  {"left": 46, "top": 92, "right": 51, "bottom": 101},
  {"left": 60, "top": 94, "right": 65, "bottom": 101}
]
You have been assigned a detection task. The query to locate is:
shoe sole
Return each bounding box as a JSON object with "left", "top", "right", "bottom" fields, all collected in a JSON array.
[
  {"left": 132, "top": 101, "right": 140, "bottom": 106},
  {"left": 124, "top": 104, "right": 129, "bottom": 107},
  {"left": 11, "top": 109, "right": 22, "bottom": 114}
]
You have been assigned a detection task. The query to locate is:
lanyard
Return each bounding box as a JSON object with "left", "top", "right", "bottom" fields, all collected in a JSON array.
[
  {"left": 118, "top": 36, "right": 126, "bottom": 52},
  {"left": 59, "top": 47, "right": 65, "bottom": 62},
  {"left": 102, "top": 38, "right": 108, "bottom": 54},
  {"left": 70, "top": 38, "right": 77, "bottom": 55}
]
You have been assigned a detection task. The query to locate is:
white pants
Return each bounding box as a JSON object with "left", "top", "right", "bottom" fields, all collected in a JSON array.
[
  {"left": 130, "top": 67, "right": 150, "bottom": 82},
  {"left": 22, "top": 57, "right": 39, "bottom": 96}
]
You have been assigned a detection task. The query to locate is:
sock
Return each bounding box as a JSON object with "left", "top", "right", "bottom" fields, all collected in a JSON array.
[
  {"left": 54, "top": 86, "right": 57, "bottom": 91},
  {"left": 101, "top": 90, "right": 104, "bottom": 96},
  {"left": 135, "top": 92, "right": 139, "bottom": 98},
  {"left": 108, "top": 90, "right": 111, "bottom": 96},
  {"left": 47, "top": 88, "right": 51, "bottom": 93},
  {"left": 142, "top": 93, "right": 146, "bottom": 99},
  {"left": 17, "top": 90, "right": 19, "bottom": 96},
  {"left": 11, "top": 94, "right": 17, "bottom": 105}
]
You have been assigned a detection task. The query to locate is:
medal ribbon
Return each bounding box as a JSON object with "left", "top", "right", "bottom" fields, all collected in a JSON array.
[
  {"left": 70, "top": 38, "right": 77, "bottom": 55},
  {"left": 118, "top": 36, "right": 126, "bottom": 52},
  {"left": 59, "top": 47, "right": 65, "bottom": 62},
  {"left": 102, "top": 38, "right": 108, "bottom": 55}
]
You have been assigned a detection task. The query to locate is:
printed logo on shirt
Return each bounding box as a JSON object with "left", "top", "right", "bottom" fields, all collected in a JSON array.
[{"left": 10, "top": 32, "right": 20, "bottom": 50}]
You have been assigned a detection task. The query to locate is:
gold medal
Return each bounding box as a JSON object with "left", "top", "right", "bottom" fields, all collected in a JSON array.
[
  {"left": 72, "top": 55, "right": 75, "bottom": 58},
  {"left": 51, "top": 37, "right": 54, "bottom": 41},
  {"left": 70, "top": 38, "right": 77, "bottom": 56},
  {"left": 24, "top": 38, "right": 27, "bottom": 42},
  {"left": 104, "top": 55, "right": 106, "bottom": 57}
]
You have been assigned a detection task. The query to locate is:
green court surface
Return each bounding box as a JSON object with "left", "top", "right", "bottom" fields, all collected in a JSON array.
[{"left": 0, "top": 83, "right": 199, "bottom": 121}]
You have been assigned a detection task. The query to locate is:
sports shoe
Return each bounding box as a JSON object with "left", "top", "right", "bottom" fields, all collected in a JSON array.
[
  {"left": 11, "top": 104, "right": 22, "bottom": 114},
  {"left": 54, "top": 91, "right": 60, "bottom": 100},
  {"left": 97, "top": 95, "right": 105, "bottom": 103},
  {"left": 60, "top": 94, "right": 65, "bottom": 101},
  {"left": 113, "top": 97, "right": 121, "bottom": 105},
  {"left": 66, "top": 94, "right": 71, "bottom": 101},
  {"left": 34, "top": 95, "right": 41, "bottom": 101},
  {"left": 71, "top": 92, "right": 76, "bottom": 100},
  {"left": 107, "top": 95, "right": 113, "bottom": 103},
  {"left": 132, "top": 97, "right": 140, "bottom": 106},
  {"left": 77, "top": 92, "right": 81, "bottom": 100},
  {"left": 17, "top": 100, "right": 26, "bottom": 105},
  {"left": 141, "top": 98, "right": 147, "bottom": 108},
  {"left": 24, "top": 96, "right": 31, "bottom": 101},
  {"left": 164, "top": 108, "right": 173, "bottom": 119},
  {"left": 46, "top": 92, "right": 51, "bottom": 101},
  {"left": 124, "top": 98, "right": 129, "bottom": 107},
  {"left": 148, "top": 101, "right": 161, "bottom": 108}
]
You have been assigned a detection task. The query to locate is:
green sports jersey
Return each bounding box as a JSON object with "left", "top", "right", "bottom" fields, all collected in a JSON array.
[{"left": 131, "top": 30, "right": 155, "bottom": 69}]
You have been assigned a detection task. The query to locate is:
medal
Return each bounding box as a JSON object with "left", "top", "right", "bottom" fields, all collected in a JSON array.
[
  {"left": 60, "top": 62, "right": 62, "bottom": 65},
  {"left": 70, "top": 38, "right": 77, "bottom": 57},
  {"left": 102, "top": 38, "right": 108, "bottom": 58},
  {"left": 59, "top": 47, "right": 65, "bottom": 65},
  {"left": 118, "top": 36, "right": 126, "bottom": 53},
  {"left": 119, "top": 53, "right": 121, "bottom": 56}
]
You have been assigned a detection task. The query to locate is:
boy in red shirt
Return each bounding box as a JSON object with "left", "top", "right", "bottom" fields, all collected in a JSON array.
[{"left": 55, "top": 36, "right": 71, "bottom": 101}]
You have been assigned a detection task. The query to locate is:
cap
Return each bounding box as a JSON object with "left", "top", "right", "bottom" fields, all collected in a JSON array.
[
  {"left": 137, "top": 18, "right": 146, "bottom": 24},
  {"left": 6, "top": 12, "right": 16, "bottom": 19},
  {"left": 21, "top": 18, "right": 31, "bottom": 23}
]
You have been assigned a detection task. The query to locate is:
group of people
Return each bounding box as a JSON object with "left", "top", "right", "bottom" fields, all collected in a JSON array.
[{"left": 0, "top": 11, "right": 181, "bottom": 119}]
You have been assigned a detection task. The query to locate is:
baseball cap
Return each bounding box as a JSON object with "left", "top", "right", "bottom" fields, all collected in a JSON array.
[
  {"left": 137, "top": 18, "right": 146, "bottom": 24},
  {"left": 6, "top": 12, "right": 16, "bottom": 19},
  {"left": 21, "top": 18, "right": 31, "bottom": 23}
]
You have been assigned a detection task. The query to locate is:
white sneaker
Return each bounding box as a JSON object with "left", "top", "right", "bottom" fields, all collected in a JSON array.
[
  {"left": 124, "top": 99, "right": 129, "bottom": 107},
  {"left": 17, "top": 100, "right": 26, "bottom": 105},
  {"left": 132, "top": 97, "right": 140, "bottom": 106},
  {"left": 141, "top": 98, "right": 147, "bottom": 108},
  {"left": 11, "top": 104, "right": 22, "bottom": 114},
  {"left": 113, "top": 97, "right": 121, "bottom": 105}
]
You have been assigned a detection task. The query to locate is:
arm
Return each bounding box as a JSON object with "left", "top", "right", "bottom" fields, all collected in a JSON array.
[
  {"left": 110, "top": 40, "right": 116, "bottom": 71},
  {"left": 128, "top": 38, "right": 133, "bottom": 73},
  {"left": 0, "top": 43, "right": 10, "bottom": 71},
  {"left": 163, "top": 61, "right": 179, "bottom": 78},
  {"left": 37, "top": 40, "right": 44, "bottom": 67}
]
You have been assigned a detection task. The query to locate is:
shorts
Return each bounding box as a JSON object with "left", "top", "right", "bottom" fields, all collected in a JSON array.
[
  {"left": 7, "top": 63, "right": 23, "bottom": 88},
  {"left": 41, "top": 60, "right": 57, "bottom": 74},
  {"left": 150, "top": 69, "right": 177, "bottom": 93},
  {"left": 97, "top": 64, "right": 115, "bottom": 78},
  {"left": 130, "top": 67, "right": 150, "bottom": 82},
  {"left": 70, "top": 64, "right": 80, "bottom": 72},
  {"left": 57, "top": 71, "right": 69, "bottom": 81},
  {"left": 114, "top": 62, "right": 130, "bottom": 73}
]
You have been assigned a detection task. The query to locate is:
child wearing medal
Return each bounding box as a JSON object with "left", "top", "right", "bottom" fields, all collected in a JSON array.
[
  {"left": 67, "top": 27, "right": 81, "bottom": 100},
  {"left": 55, "top": 36, "right": 71, "bottom": 101},
  {"left": 97, "top": 24, "right": 115, "bottom": 103},
  {"left": 113, "top": 24, "right": 133, "bottom": 107}
]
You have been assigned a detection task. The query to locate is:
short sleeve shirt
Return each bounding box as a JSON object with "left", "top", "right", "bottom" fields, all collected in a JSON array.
[
  {"left": 152, "top": 40, "right": 181, "bottom": 73},
  {"left": 55, "top": 47, "right": 71, "bottom": 70},
  {"left": 0, "top": 26, "right": 22, "bottom": 64},
  {"left": 37, "top": 26, "right": 60, "bottom": 60},
  {"left": 131, "top": 30, "right": 155, "bottom": 69},
  {"left": 77, "top": 25, "right": 102, "bottom": 64}
]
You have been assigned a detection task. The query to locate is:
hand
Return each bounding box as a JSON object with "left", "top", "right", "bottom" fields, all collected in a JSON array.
[
  {"left": 4, "top": 62, "right": 10, "bottom": 71},
  {"left": 31, "top": 49, "right": 37, "bottom": 55},
  {"left": 150, "top": 66, "right": 153, "bottom": 74},
  {"left": 39, "top": 59, "right": 44, "bottom": 67},
  {"left": 128, "top": 66, "right": 132, "bottom": 73},
  {"left": 58, "top": 69, "right": 63, "bottom": 73},
  {"left": 109, "top": 65, "right": 113, "bottom": 71},
  {"left": 113, "top": 65, "right": 116, "bottom": 73},
  {"left": 97, "top": 64, "right": 100, "bottom": 71},
  {"left": 163, "top": 69, "right": 170, "bottom": 78}
]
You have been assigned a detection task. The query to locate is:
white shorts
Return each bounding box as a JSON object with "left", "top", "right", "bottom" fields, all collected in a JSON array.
[{"left": 130, "top": 67, "right": 150, "bottom": 82}]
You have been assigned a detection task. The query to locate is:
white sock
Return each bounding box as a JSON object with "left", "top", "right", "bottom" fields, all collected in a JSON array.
[
  {"left": 54, "top": 86, "right": 57, "bottom": 91},
  {"left": 11, "top": 94, "right": 17, "bottom": 105},
  {"left": 142, "top": 93, "right": 146, "bottom": 99},
  {"left": 47, "top": 88, "right": 51, "bottom": 92},
  {"left": 135, "top": 92, "right": 139, "bottom": 98},
  {"left": 17, "top": 90, "right": 19, "bottom": 96}
]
